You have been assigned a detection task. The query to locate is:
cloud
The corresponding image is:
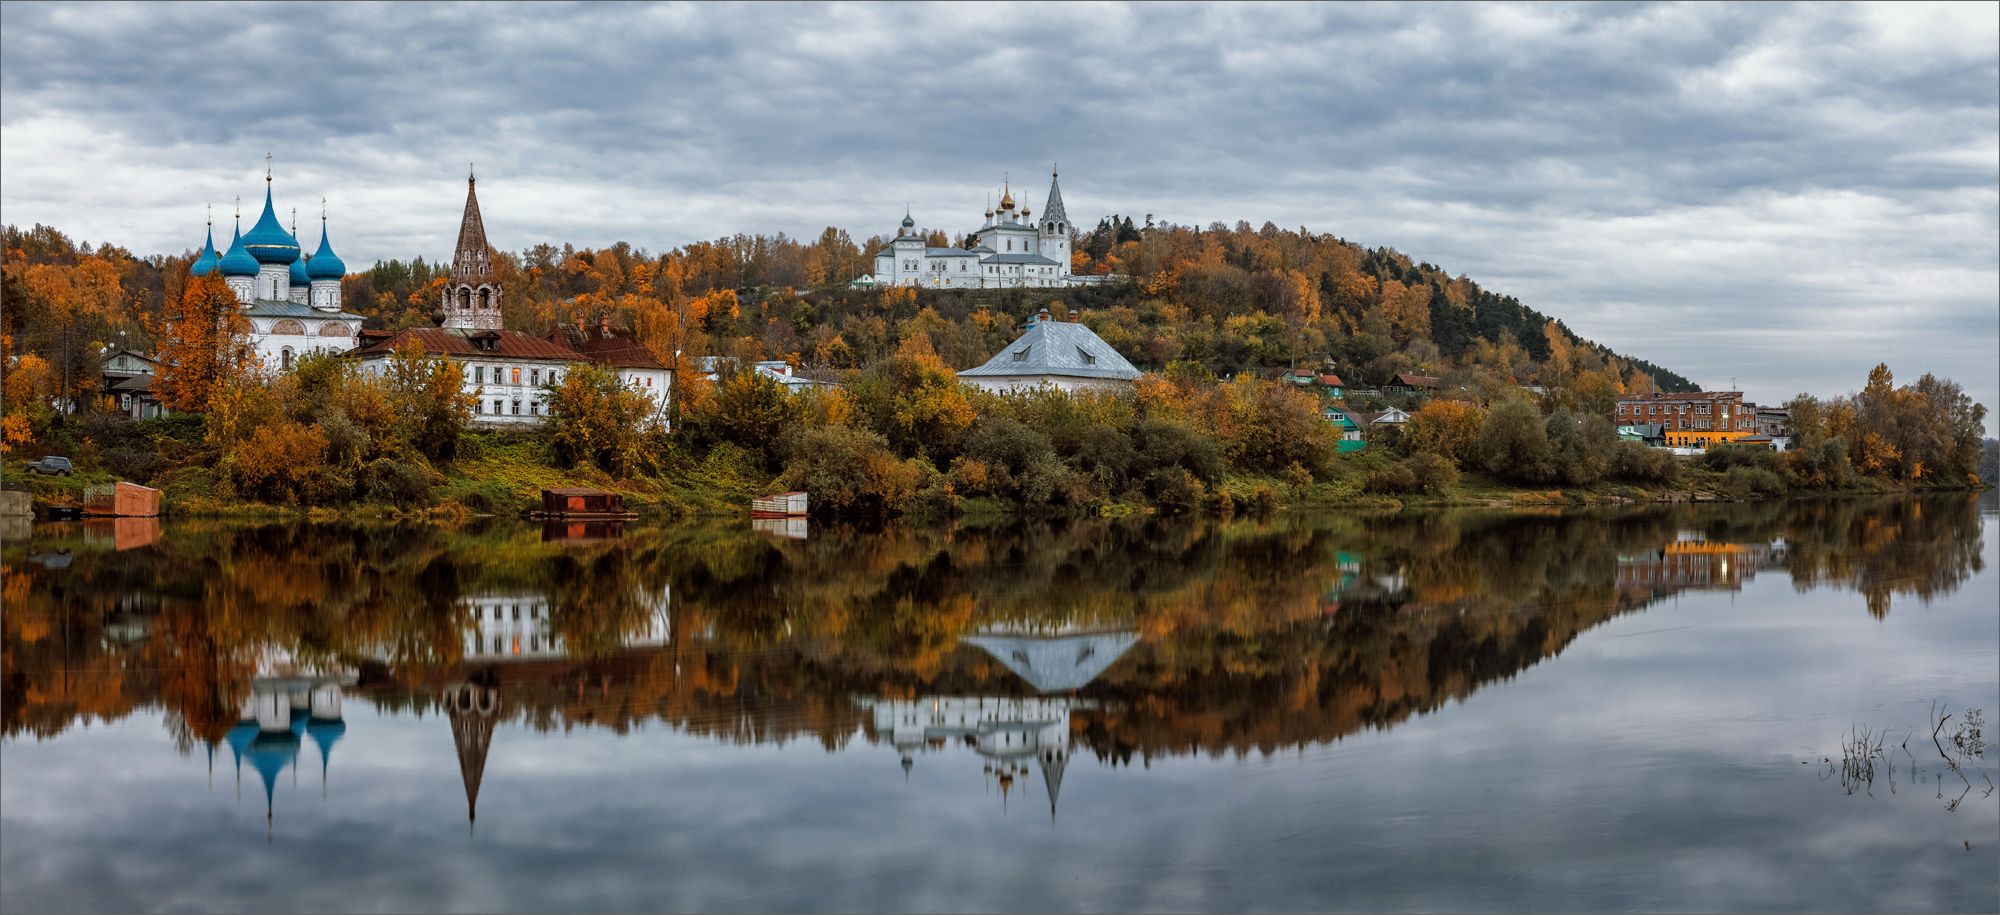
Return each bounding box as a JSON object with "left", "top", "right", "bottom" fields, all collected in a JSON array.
[{"left": 1, "top": 1, "right": 1993, "bottom": 416}]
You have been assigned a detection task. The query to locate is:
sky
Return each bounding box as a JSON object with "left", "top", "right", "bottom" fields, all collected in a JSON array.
[{"left": 1, "top": 1, "right": 1995, "bottom": 418}]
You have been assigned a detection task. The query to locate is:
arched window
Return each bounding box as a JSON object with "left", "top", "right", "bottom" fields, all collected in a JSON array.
[
  {"left": 478, "top": 287, "right": 491, "bottom": 310},
  {"left": 459, "top": 287, "right": 472, "bottom": 309},
  {"left": 280, "top": 347, "right": 294, "bottom": 370}
]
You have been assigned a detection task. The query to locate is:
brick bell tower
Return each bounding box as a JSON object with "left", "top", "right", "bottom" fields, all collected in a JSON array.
[{"left": 443, "top": 166, "right": 502, "bottom": 330}]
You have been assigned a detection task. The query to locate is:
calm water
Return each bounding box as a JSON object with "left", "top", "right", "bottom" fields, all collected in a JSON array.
[{"left": 2, "top": 496, "right": 1996, "bottom": 913}]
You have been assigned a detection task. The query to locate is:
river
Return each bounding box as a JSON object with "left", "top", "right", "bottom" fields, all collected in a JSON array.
[{"left": 3, "top": 495, "right": 1995, "bottom": 913}]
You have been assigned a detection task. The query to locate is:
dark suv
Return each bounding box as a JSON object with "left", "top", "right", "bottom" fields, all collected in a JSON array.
[{"left": 25, "top": 456, "right": 72, "bottom": 476}]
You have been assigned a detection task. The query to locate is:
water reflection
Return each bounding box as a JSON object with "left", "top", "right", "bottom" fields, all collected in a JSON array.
[
  {"left": 2, "top": 495, "right": 1992, "bottom": 912},
  {"left": 3, "top": 497, "right": 1984, "bottom": 757}
]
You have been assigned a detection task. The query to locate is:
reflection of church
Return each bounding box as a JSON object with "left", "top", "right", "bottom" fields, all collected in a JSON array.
[
  {"left": 859, "top": 695, "right": 1077, "bottom": 816},
  {"left": 855, "top": 623, "right": 1139, "bottom": 817},
  {"left": 214, "top": 654, "right": 356, "bottom": 838}
]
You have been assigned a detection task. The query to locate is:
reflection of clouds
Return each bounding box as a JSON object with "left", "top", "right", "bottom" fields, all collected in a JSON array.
[{"left": 8, "top": 526, "right": 1996, "bottom": 912}]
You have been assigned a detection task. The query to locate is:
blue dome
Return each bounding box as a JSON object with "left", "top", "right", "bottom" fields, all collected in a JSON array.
[
  {"left": 190, "top": 226, "right": 220, "bottom": 276},
  {"left": 241, "top": 186, "right": 300, "bottom": 265},
  {"left": 289, "top": 251, "right": 311, "bottom": 288},
  {"left": 306, "top": 222, "right": 346, "bottom": 280},
  {"left": 218, "top": 224, "right": 260, "bottom": 277}
]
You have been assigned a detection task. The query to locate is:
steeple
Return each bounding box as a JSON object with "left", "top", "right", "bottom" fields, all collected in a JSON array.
[
  {"left": 443, "top": 173, "right": 502, "bottom": 330},
  {"left": 1042, "top": 165, "right": 1067, "bottom": 227},
  {"left": 445, "top": 683, "right": 499, "bottom": 830},
  {"left": 452, "top": 171, "right": 493, "bottom": 283},
  {"left": 1038, "top": 745, "right": 1068, "bottom": 820}
]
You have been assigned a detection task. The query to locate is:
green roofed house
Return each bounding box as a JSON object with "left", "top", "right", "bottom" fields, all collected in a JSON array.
[{"left": 959, "top": 308, "right": 1142, "bottom": 394}]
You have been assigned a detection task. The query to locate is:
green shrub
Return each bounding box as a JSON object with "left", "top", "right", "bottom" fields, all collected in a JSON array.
[
  {"left": 1609, "top": 440, "right": 1680, "bottom": 484},
  {"left": 1364, "top": 463, "right": 1419, "bottom": 495},
  {"left": 1722, "top": 465, "right": 1786, "bottom": 498},
  {"left": 1405, "top": 452, "right": 1460, "bottom": 494},
  {"left": 365, "top": 458, "right": 439, "bottom": 505}
]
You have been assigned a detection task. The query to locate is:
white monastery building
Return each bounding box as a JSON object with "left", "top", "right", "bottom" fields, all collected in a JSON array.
[
  {"left": 862, "top": 168, "right": 1109, "bottom": 289},
  {"left": 344, "top": 174, "right": 672, "bottom": 426},
  {"left": 188, "top": 162, "right": 364, "bottom": 371}
]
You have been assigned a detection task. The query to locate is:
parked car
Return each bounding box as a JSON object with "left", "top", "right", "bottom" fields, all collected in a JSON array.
[{"left": 25, "top": 456, "right": 72, "bottom": 476}]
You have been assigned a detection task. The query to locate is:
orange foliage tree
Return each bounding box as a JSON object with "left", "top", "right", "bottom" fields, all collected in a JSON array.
[{"left": 149, "top": 272, "right": 256, "bottom": 412}]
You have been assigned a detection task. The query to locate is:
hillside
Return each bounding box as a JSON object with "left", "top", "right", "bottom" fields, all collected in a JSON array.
[{"left": 4, "top": 217, "right": 1694, "bottom": 410}]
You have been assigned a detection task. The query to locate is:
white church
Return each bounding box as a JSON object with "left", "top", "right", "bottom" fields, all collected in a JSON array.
[
  {"left": 188, "top": 164, "right": 365, "bottom": 372},
  {"left": 861, "top": 168, "right": 1110, "bottom": 289}
]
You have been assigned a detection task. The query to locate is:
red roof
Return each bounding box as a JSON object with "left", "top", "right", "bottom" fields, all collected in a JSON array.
[
  {"left": 572, "top": 336, "right": 670, "bottom": 370},
  {"left": 1392, "top": 373, "right": 1443, "bottom": 388},
  {"left": 1618, "top": 391, "right": 1742, "bottom": 402},
  {"left": 347, "top": 327, "right": 586, "bottom": 362},
  {"left": 1318, "top": 373, "right": 1345, "bottom": 386}
]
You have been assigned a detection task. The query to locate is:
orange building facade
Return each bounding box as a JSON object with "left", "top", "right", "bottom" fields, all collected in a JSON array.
[{"left": 1615, "top": 391, "right": 1758, "bottom": 447}]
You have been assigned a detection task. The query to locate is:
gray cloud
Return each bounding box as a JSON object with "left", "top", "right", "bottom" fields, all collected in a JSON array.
[{"left": 1, "top": 1, "right": 1994, "bottom": 415}]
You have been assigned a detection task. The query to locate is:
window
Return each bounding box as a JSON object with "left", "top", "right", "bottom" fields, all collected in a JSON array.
[
  {"left": 1077, "top": 346, "right": 1096, "bottom": 366},
  {"left": 531, "top": 368, "right": 540, "bottom": 386},
  {"left": 511, "top": 367, "right": 521, "bottom": 384},
  {"left": 475, "top": 366, "right": 485, "bottom": 384},
  {"left": 1012, "top": 346, "right": 1030, "bottom": 362},
  {"left": 511, "top": 400, "right": 521, "bottom": 415},
  {"left": 280, "top": 347, "right": 294, "bottom": 370}
]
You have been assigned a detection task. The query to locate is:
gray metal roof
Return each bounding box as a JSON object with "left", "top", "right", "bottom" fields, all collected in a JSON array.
[
  {"left": 958, "top": 317, "right": 1143, "bottom": 380},
  {"left": 244, "top": 299, "right": 366, "bottom": 321},
  {"left": 969, "top": 245, "right": 995, "bottom": 254},
  {"left": 982, "top": 253, "right": 1061, "bottom": 266},
  {"left": 926, "top": 247, "right": 977, "bottom": 257},
  {"left": 960, "top": 630, "right": 1139, "bottom": 693}
]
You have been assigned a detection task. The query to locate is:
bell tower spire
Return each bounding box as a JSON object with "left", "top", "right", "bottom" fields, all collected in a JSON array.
[{"left": 444, "top": 173, "right": 501, "bottom": 330}]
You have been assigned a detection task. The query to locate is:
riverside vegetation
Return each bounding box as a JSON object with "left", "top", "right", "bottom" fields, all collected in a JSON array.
[{"left": 2, "top": 223, "right": 1990, "bottom": 519}]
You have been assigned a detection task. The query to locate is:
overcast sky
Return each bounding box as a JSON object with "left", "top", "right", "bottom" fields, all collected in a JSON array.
[{"left": 2, "top": 1, "right": 1994, "bottom": 417}]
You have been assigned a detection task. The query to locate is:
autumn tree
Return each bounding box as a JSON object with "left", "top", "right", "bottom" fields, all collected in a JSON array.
[
  {"left": 1400, "top": 400, "right": 1485, "bottom": 467},
  {"left": 150, "top": 272, "right": 255, "bottom": 412},
  {"left": 543, "top": 362, "right": 659, "bottom": 476},
  {"left": 383, "top": 339, "right": 477, "bottom": 463}
]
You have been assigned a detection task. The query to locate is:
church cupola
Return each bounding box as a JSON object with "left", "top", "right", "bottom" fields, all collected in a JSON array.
[
  {"left": 190, "top": 210, "right": 221, "bottom": 276},
  {"left": 307, "top": 202, "right": 346, "bottom": 312},
  {"left": 287, "top": 211, "right": 312, "bottom": 304},
  {"left": 218, "top": 208, "right": 261, "bottom": 305},
  {"left": 442, "top": 169, "right": 501, "bottom": 330},
  {"left": 242, "top": 158, "right": 301, "bottom": 301}
]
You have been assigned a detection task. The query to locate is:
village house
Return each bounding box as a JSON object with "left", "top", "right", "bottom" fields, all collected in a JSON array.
[
  {"left": 1280, "top": 367, "right": 1346, "bottom": 399},
  {"left": 700, "top": 357, "right": 840, "bottom": 393},
  {"left": 1383, "top": 373, "right": 1443, "bottom": 397},
  {"left": 957, "top": 308, "right": 1142, "bottom": 394},
  {"left": 99, "top": 347, "right": 166, "bottom": 419},
  {"left": 1614, "top": 391, "right": 1758, "bottom": 448},
  {"left": 1323, "top": 404, "right": 1369, "bottom": 452}
]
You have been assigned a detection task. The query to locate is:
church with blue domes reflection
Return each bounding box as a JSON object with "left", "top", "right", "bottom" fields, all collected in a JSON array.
[{"left": 187, "top": 161, "right": 366, "bottom": 372}]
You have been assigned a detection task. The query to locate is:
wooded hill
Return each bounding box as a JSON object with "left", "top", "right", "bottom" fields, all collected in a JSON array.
[{"left": 4, "top": 214, "right": 1693, "bottom": 410}]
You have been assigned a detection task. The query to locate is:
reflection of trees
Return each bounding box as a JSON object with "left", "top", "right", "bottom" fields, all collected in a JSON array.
[{"left": 3, "top": 495, "right": 1984, "bottom": 760}]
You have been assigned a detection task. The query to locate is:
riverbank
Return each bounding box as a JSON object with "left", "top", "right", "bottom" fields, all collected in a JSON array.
[{"left": 4, "top": 430, "right": 1980, "bottom": 523}]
